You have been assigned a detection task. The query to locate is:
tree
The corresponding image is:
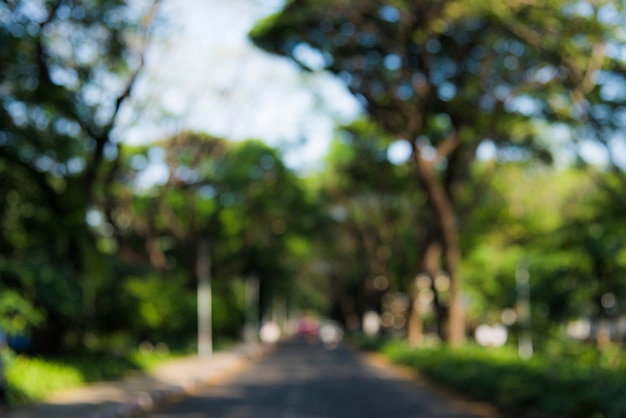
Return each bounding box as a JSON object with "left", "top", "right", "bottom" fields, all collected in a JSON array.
[
  {"left": 107, "top": 132, "right": 315, "bottom": 338},
  {"left": 250, "top": 0, "right": 626, "bottom": 344},
  {"left": 305, "top": 120, "right": 424, "bottom": 332},
  {"left": 460, "top": 162, "right": 579, "bottom": 338},
  {"left": 0, "top": 0, "right": 159, "bottom": 351}
]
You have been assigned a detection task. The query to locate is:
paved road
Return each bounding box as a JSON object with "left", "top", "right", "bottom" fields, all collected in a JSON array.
[{"left": 145, "top": 338, "right": 496, "bottom": 418}]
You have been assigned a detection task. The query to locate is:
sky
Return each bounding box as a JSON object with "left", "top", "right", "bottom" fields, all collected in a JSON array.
[
  {"left": 122, "top": 0, "right": 362, "bottom": 176},
  {"left": 118, "top": 0, "right": 625, "bottom": 186}
]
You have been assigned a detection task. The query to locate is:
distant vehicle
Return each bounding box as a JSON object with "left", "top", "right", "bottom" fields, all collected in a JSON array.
[{"left": 297, "top": 316, "right": 319, "bottom": 341}]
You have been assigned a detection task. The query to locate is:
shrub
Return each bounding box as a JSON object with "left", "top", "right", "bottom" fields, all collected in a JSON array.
[
  {"left": 4, "top": 354, "right": 84, "bottom": 405},
  {"left": 356, "top": 338, "right": 626, "bottom": 418},
  {"left": 3, "top": 347, "right": 184, "bottom": 407}
]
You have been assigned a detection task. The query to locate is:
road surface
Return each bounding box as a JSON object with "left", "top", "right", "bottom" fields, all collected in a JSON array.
[{"left": 146, "top": 338, "right": 497, "bottom": 418}]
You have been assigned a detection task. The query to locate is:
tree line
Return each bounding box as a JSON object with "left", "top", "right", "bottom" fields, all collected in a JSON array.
[{"left": 1, "top": 0, "right": 625, "bottom": 355}]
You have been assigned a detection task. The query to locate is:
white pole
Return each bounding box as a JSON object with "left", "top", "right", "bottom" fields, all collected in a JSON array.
[
  {"left": 245, "top": 276, "right": 259, "bottom": 343},
  {"left": 516, "top": 257, "right": 532, "bottom": 359},
  {"left": 197, "top": 238, "right": 212, "bottom": 357}
]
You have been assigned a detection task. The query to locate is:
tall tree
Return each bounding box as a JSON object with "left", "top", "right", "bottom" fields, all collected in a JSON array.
[
  {"left": 313, "top": 120, "right": 423, "bottom": 329},
  {"left": 0, "top": 0, "right": 159, "bottom": 350},
  {"left": 250, "top": 0, "right": 626, "bottom": 344},
  {"left": 109, "top": 132, "right": 315, "bottom": 334}
]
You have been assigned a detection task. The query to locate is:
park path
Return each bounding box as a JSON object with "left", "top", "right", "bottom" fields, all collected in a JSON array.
[{"left": 145, "top": 338, "right": 501, "bottom": 418}]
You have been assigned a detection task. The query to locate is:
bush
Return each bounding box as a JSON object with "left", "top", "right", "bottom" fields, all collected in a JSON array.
[
  {"left": 124, "top": 273, "right": 197, "bottom": 343},
  {"left": 357, "top": 338, "right": 626, "bottom": 418},
  {"left": 3, "top": 347, "right": 183, "bottom": 407},
  {"left": 4, "top": 354, "right": 84, "bottom": 405}
]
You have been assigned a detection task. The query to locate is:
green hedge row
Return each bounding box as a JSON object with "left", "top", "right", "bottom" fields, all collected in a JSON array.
[
  {"left": 359, "top": 338, "right": 626, "bottom": 418},
  {"left": 3, "top": 349, "right": 178, "bottom": 406}
]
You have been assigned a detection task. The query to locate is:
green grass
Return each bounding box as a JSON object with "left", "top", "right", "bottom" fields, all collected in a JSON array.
[
  {"left": 354, "top": 336, "right": 626, "bottom": 418},
  {"left": 3, "top": 335, "right": 240, "bottom": 407},
  {"left": 3, "top": 348, "right": 184, "bottom": 407}
]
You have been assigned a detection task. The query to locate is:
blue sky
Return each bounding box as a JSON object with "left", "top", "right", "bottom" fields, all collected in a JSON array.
[{"left": 122, "top": 0, "right": 361, "bottom": 175}]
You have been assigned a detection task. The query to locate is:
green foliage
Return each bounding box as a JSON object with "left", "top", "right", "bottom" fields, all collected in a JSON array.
[
  {"left": 250, "top": 0, "right": 626, "bottom": 153},
  {"left": 109, "top": 133, "right": 319, "bottom": 339},
  {"left": 292, "top": 120, "right": 425, "bottom": 321},
  {"left": 3, "top": 0, "right": 626, "bottom": 376},
  {"left": 360, "top": 339, "right": 626, "bottom": 418},
  {"left": 0, "top": 290, "right": 44, "bottom": 335},
  {"left": 211, "top": 277, "right": 246, "bottom": 337},
  {"left": 251, "top": 0, "right": 626, "bottom": 341},
  {"left": 3, "top": 347, "right": 181, "bottom": 407},
  {"left": 4, "top": 354, "right": 84, "bottom": 406},
  {"left": 124, "top": 273, "right": 197, "bottom": 342},
  {"left": 459, "top": 163, "right": 626, "bottom": 340},
  {"left": 0, "top": 253, "right": 78, "bottom": 337},
  {"left": 0, "top": 0, "right": 158, "bottom": 351}
]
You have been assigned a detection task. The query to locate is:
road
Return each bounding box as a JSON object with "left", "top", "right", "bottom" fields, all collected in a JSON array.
[{"left": 146, "top": 338, "right": 497, "bottom": 418}]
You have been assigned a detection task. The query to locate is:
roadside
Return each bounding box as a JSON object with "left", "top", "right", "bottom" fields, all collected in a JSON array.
[
  {"left": 3, "top": 342, "right": 272, "bottom": 418},
  {"left": 358, "top": 350, "right": 502, "bottom": 418},
  {"left": 3, "top": 337, "right": 505, "bottom": 418},
  {"left": 351, "top": 337, "right": 626, "bottom": 418}
]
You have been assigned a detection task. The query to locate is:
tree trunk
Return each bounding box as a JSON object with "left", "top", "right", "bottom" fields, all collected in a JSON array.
[
  {"left": 415, "top": 156, "right": 465, "bottom": 345},
  {"left": 407, "top": 236, "right": 442, "bottom": 346},
  {"left": 423, "top": 236, "right": 444, "bottom": 339},
  {"left": 407, "top": 296, "right": 423, "bottom": 346}
]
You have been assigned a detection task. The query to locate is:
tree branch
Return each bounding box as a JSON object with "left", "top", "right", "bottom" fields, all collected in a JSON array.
[
  {"left": 0, "top": 146, "right": 64, "bottom": 215},
  {"left": 436, "top": 131, "right": 460, "bottom": 159},
  {"left": 85, "top": 0, "right": 162, "bottom": 194}
]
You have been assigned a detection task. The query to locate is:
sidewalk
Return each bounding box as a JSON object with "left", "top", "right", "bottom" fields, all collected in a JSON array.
[{"left": 4, "top": 343, "right": 272, "bottom": 418}]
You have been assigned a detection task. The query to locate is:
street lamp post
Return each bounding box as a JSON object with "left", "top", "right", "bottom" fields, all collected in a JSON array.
[
  {"left": 516, "top": 257, "right": 532, "bottom": 360},
  {"left": 245, "top": 276, "right": 259, "bottom": 343},
  {"left": 197, "top": 238, "right": 212, "bottom": 357}
]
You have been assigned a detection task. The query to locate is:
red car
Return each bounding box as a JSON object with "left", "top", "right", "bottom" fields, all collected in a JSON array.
[{"left": 297, "top": 317, "right": 319, "bottom": 339}]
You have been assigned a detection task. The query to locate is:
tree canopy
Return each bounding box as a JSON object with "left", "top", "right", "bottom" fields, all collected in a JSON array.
[
  {"left": 2, "top": 1, "right": 625, "bottom": 358},
  {"left": 250, "top": 0, "right": 626, "bottom": 344},
  {"left": 0, "top": 0, "right": 159, "bottom": 350}
]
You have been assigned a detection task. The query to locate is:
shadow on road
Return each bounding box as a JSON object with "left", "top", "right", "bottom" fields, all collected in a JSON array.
[{"left": 150, "top": 338, "right": 491, "bottom": 418}]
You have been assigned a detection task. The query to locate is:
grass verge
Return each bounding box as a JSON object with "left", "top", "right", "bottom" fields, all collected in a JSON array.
[
  {"left": 353, "top": 336, "right": 626, "bottom": 418},
  {"left": 2, "top": 335, "right": 242, "bottom": 407},
  {"left": 3, "top": 347, "right": 183, "bottom": 407}
]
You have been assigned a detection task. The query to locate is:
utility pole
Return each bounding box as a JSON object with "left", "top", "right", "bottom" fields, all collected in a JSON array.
[
  {"left": 197, "top": 238, "right": 212, "bottom": 357},
  {"left": 516, "top": 257, "right": 532, "bottom": 359},
  {"left": 245, "top": 276, "right": 259, "bottom": 343}
]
